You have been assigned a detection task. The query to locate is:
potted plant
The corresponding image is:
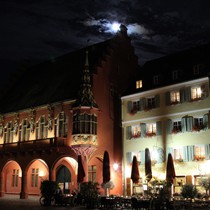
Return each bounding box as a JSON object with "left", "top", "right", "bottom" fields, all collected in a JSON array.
[
  {"left": 181, "top": 184, "right": 198, "bottom": 199},
  {"left": 80, "top": 181, "right": 100, "bottom": 209},
  {"left": 40, "top": 180, "right": 58, "bottom": 206},
  {"left": 199, "top": 176, "right": 210, "bottom": 197}
]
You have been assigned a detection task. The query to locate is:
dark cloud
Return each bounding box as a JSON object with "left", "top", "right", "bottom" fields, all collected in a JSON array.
[{"left": 1, "top": 0, "right": 210, "bottom": 84}]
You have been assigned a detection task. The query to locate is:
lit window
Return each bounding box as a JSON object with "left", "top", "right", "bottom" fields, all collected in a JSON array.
[
  {"left": 12, "top": 169, "right": 19, "bottom": 187},
  {"left": 170, "top": 91, "right": 180, "bottom": 103},
  {"left": 36, "top": 116, "right": 48, "bottom": 139},
  {"left": 88, "top": 165, "right": 96, "bottom": 182},
  {"left": 173, "top": 121, "right": 182, "bottom": 133},
  {"left": 55, "top": 112, "right": 68, "bottom": 137},
  {"left": 194, "top": 145, "right": 205, "bottom": 160},
  {"left": 147, "top": 123, "right": 156, "bottom": 134},
  {"left": 191, "top": 86, "right": 202, "bottom": 100},
  {"left": 131, "top": 125, "right": 141, "bottom": 138},
  {"left": 174, "top": 148, "right": 183, "bottom": 160},
  {"left": 136, "top": 80, "right": 142, "bottom": 89},
  {"left": 31, "top": 168, "right": 39, "bottom": 187}
]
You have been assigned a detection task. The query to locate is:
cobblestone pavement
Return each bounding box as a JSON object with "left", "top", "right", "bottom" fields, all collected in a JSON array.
[{"left": 0, "top": 194, "right": 87, "bottom": 210}]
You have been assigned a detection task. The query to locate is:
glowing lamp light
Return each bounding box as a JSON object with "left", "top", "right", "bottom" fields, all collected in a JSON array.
[
  {"left": 113, "top": 163, "right": 119, "bottom": 171},
  {"left": 39, "top": 170, "right": 44, "bottom": 178}
]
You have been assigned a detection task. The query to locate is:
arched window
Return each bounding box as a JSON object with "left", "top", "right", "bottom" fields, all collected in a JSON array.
[
  {"left": 54, "top": 112, "right": 68, "bottom": 137},
  {"left": 19, "top": 119, "right": 30, "bottom": 141},
  {"left": 36, "top": 116, "right": 48, "bottom": 139}
]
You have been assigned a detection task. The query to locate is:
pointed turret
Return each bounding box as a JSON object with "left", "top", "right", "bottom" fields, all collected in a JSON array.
[{"left": 72, "top": 50, "right": 98, "bottom": 108}]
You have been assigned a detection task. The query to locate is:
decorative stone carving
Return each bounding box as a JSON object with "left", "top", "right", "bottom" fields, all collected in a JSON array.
[
  {"left": 13, "top": 113, "right": 19, "bottom": 135},
  {"left": 0, "top": 114, "right": 4, "bottom": 137},
  {"left": 47, "top": 105, "right": 54, "bottom": 131},
  {"left": 29, "top": 109, "right": 36, "bottom": 133}
]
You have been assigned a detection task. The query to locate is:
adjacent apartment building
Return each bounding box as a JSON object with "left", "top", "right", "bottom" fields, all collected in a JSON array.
[
  {"left": 121, "top": 44, "right": 210, "bottom": 196},
  {"left": 0, "top": 25, "right": 138, "bottom": 198}
]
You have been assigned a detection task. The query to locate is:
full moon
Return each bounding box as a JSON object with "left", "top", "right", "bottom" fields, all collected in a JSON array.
[{"left": 111, "top": 22, "right": 120, "bottom": 32}]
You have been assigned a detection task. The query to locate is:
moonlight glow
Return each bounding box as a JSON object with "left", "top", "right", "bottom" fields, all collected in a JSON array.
[{"left": 111, "top": 22, "right": 120, "bottom": 32}]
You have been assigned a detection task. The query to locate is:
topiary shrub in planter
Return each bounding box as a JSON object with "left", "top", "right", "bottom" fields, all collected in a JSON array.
[
  {"left": 80, "top": 181, "right": 100, "bottom": 209},
  {"left": 181, "top": 184, "right": 198, "bottom": 199}
]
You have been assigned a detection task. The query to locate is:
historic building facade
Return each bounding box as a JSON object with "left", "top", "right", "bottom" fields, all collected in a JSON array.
[
  {"left": 121, "top": 44, "right": 210, "bottom": 196},
  {"left": 0, "top": 25, "right": 138, "bottom": 198}
]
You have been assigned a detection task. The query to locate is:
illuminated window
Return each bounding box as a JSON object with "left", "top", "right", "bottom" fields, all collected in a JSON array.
[
  {"left": 191, "top": 86, "right": 202, "bottom": 100},
  {"left": 146, "top": 123, "right": 156, "bottom": 134},
  {"left": 4, "top": 122, "right": 13, "bottom": 143},
  {"left": 12, "top": 169, "right": 19, "bottom": 187},
  {"left": 170, "top": 91, "right": 180, "bottom": 103},
  {"left": 131, "top": 125, "right": 141, "bottom": 138},
  {"left": 88, "top": 165, "right": 96, "bottom": 182},
  {"left": 19, "top": 120, "right": 30, "bottom": 141},
  {"left": 31, "top": 168, "right": 39, "bottom": 187},
  {"left": 194, "top": 145, "right": 205, "bottom": 160},
  {"left": 136, "top": 80, "right": 142, "bottom": 89},
  {"left": 36, "top": 116, "right": 48, "bottom": 139},
  {"left": 173, "top": 121, "right": 182, "bottom": 133},
  {"left": 174, "top": 148, "right": 183, "bottom": 160},
  {"left": 54, "top": 112, "right": 68, "bottom": 137}
]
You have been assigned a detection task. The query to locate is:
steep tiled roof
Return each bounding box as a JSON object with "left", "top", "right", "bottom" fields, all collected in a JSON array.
[
  {"left": 123, "top": 43, "right": 210, "bottom": 96},
  {"left": 0, "top": 39, "right": 112, "bottom": 113}
]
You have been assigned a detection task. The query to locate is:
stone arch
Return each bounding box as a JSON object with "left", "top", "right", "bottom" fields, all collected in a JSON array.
[
  {"left": 52, "top": 156, "right": 78, "bottom": 194},
  {"left": 23, "top": 158, "right": 49, "bottom": 197},
  {"left": 1, "top": 160, "right": 22, "bottom": 196}
]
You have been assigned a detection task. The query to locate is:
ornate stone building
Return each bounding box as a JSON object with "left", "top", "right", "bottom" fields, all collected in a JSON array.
[{"left": 0, "top": 25, "right": 138, "bottom": 198}]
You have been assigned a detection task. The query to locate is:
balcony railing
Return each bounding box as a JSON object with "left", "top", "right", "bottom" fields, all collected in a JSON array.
[{"left": 0, "top": 137, "right": 67, "bottom": 154}]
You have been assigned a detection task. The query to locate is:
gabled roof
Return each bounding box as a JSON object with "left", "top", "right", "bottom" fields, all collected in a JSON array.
[
  {"left": 0, "top": 38, "right": 113, "bottom": 114},
  {"left": 123, "top": 43, "right": 210, "bottom": 96}
]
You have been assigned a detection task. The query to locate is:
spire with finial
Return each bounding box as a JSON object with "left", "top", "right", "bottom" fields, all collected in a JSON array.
[{"left": 72, "top": 50, "right": 98, "bottom": 108}]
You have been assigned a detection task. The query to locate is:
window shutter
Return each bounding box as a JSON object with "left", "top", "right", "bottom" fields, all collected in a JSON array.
[
  {"left": 167, "top": 119, "right": 173, "bottom": 134},
  {"left": 186, "top": 116, "right": 193, "bottom": 132},
  {"left": 156, "top": 121, "right": 162, "bottom": 136},
  {"left": 165, "top": 91, "right": 170, "bottom": 106},
  {"left": 205, "top": 144, "right": 210, "bottom": 159},
  {"left": 126, "top": 152, "right": 132, "bottom": 165},
  {"left": 185, "top": 87, "right": 191, "bottom": 102},
  {"left": 180, "top": 88, "right": 185, "bottom": 103},
  {"left": 140, "top": 123, "right": 146, "bottom": 138},
  {"left": 203, "top": 113, "right": 209, "bottom": 130},
  {"left": 187, "top": 145, "right": 194, "bottom": 161},
  {"left": 183, "top": 146, "right": 188, "bottom": 162},
  {"left": 126, "top": 126, "right": 132, "bottom": 140},
  {"left": 127, "top": 101, "right": 132, "bottom": 113},
  {"left": 140, "top": 150, "right": 145, "bottom": 164},
  {"left": 157, "top": 148, "right": 164, "bottom": 163},
  {"left": 155, "top": 94, "right": 160, "bottom": 108},
  {"left": 140, "top": 98, "right": 146, "bottom": 110},
  {"left": 181, "top": 117, "right": 187, "bottom": 132}
]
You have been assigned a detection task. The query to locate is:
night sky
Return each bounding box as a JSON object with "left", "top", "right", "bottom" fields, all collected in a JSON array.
[{"left": 1, "top": 0, "right": 210, "bottom": 85}]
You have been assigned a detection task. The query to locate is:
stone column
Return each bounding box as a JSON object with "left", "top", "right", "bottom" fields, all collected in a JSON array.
[
  {"left": 0, "top": 171, "right": 5, "bottom": 197},
  {"left": 20, "top": 170, "right": 28, "bottom": 199}
]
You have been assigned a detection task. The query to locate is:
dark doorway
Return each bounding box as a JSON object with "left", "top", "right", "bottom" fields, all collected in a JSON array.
[{"left": 56, "top": 165, "right": 71, "bottom": 194}]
